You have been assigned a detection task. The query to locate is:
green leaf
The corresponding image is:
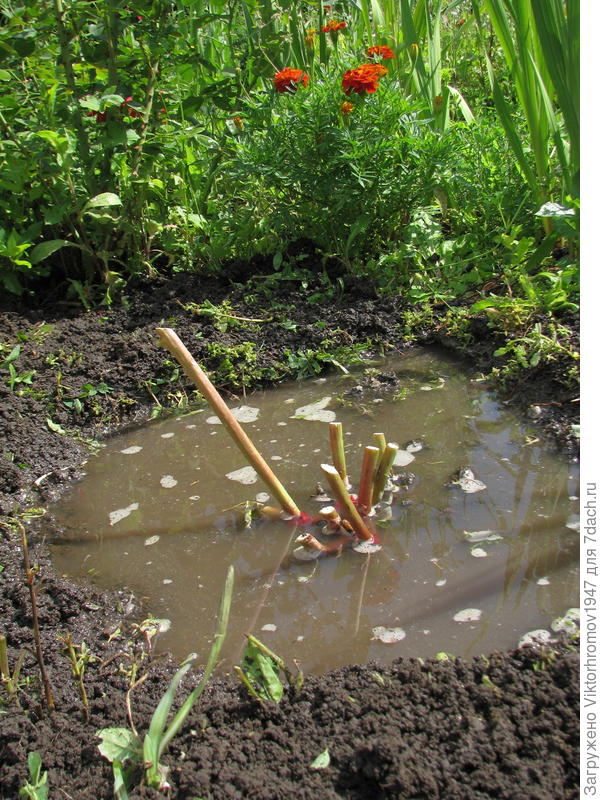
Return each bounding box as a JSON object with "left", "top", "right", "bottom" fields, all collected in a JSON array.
[
  {"left": 97, "top": 727, "right": 141, "bottom": 764},
  {"left": 241, "top": 638, "right": 284, "bottom": 703},
  {"left": 46, "top": 418, "right": 67, "bottom": 435},
  {"left": 83, "top": 193, "right": 123, "bottom": 212},
  {"left": 310, "top": 747, "right": 330, "bottom": 769},
  {"left": 0, "top": 69, "right": 10, "bottom": 81},
  {"left": 30, "top": 240, "right": 70, "bottom": 265}
]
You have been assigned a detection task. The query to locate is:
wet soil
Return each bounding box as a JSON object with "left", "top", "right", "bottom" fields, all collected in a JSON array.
[{"left": 0, "top": 270, "right": 579, "bottom": 798}]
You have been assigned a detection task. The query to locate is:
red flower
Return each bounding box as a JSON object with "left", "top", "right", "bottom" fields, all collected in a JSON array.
[
  {"left": 367, "top": 45, "right": 395, "bottom": 60},
  {"left": 322, "top": 19, "right": 346, "bottom": 32},
  {"left": 342, "top": 63, "right": 387, "bottom": 95},
  {"left": 273, "top": 67, "right": 309, "bottom": 93}
]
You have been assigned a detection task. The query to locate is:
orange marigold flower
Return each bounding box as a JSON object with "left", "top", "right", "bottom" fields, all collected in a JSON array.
[
  {"left": 367, "top": 45, "right": 395, "bottom": 60},
  {"left": 322, "top": 19, "right": 347, "bottom": 32},
  {"left": 341, "top": 101, "right": 354, "bottom": 115},
  {"left": 305, "top": 28, "right": 316, "bottom": 47},
  {"left": 273, "top": 67, "right": 309, "bottom": 93},
  {"left": 342, "top": 63, "right": 388, "bottom": 95}
]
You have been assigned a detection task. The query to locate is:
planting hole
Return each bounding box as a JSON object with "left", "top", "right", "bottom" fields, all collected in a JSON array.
[{"left": 43, "top": 348, "right": 579, "bottom": 674}]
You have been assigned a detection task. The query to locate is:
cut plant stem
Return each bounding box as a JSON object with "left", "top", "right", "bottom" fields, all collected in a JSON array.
[
  {"left": 320, "top": 464, "right": 373, "bottom": 541},
  {"left": 372, "top": 443, "right": 399, "bottom": 506},
  {"left": 357, "top": 446, "right": 380, "bottom": 516},
  {"left": 319, "top": 505, "right": 343, "bottom": 534},
  {"left": 373, "top": 432, "right": 387, "bottom": 468},
  {"left": 156, "top": 328, "right": 300, "bottom": 517},
  {"left": 328, "top": 422, "right": 349, "bottom": 488}
]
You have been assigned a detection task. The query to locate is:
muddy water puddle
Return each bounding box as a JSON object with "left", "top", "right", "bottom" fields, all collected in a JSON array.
[{"left": 45, "top": 348, "right": 579, "bottom": 673}]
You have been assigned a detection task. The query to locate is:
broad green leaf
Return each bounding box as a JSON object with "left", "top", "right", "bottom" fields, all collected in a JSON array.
[
  {"left": 310, "top": 747, "right": 330, "bottom": 769},
  {"left": 97, "top": 727, "right": 141, "bottom": 764},
  {"left": 83, "top": 193, "right": 123, "bottom": 211},
  {"left": 0, "top": 69, "right": 10, "bottom": 81},
  {"left": 30, "top": 240, "right": 70, "bottom": 265}
]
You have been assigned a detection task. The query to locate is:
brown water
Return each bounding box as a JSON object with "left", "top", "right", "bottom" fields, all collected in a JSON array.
[{"left": 46, "top": 348, "right": 579, "bottom": 673}]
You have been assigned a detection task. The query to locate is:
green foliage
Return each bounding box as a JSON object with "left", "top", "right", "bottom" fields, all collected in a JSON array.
[
  {"left": 234, "top": 634, "right": 303, "bottom": 704},
  {"left": 18, "top": 752, "right": 48, "bottom": 800},
  {"left": 97, "top": 564, "right": 234, "bottom": 795}
]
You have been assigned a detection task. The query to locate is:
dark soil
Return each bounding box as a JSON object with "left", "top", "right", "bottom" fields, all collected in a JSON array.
[{"left": 0, "top": 270, "right": 580, "bottom": 799}]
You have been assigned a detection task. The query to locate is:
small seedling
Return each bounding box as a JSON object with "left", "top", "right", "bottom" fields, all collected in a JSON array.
[
  {"left": 0, "top": 634, "right": 26, "bottom": 707},
  {"left": 61, "top": 634, "right": 96, "bottom": 721},
  {"left": 0, "top": 519, "right": 54, "bottom": 714},
  {"left": 18, "top": 752, "right": 48, "bottom": 800},
  {"left": 98, "top": 565, "right": 234, "bottom": 794},
  {"left": 234, "top": 635, "right": 303, "bottom": 704}
]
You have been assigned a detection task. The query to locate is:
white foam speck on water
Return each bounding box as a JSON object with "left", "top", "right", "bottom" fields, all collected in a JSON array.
[
  {"left": 120, "top": 445, "right": 142, "bottom": 455},
  {"left": 284, "top": 398, "right": 295, "bottom": 404},
  {"left": 453, "top": 608, "right": 482, "bottom": 622},
  {"left": 313, "top": 448, "right": 321, "bottom": 453},
  {"left": 161, "top": 432, "right": 175, "bottom": 439},
  {"left": 296, "top": 635, "right": 305, "bottom": 642},
  {"left": 185, "top": 424, "right": 197, "bottom": 429},
  {"left": 470, "top": 547, "right": 487, "bottom": 558},
  {"left": 226, "top": 466, "right": 258, "bottom": 484},
  {"left": 189, "top": 495, "right": 200, "bottom": 500},
  {"left": 255, "top": 492, "right": 270, "bottom": 503},
  {"left": 261, "top": 623, "right": 277, "bottom": 632},
  {"left": 393, "top": 450, "right": 415, "bottom": 467},
  {"left": 160, "top": 475, "right": 178, "bottom": 488},
  {"left": 206, "top": 415, "right": 220, "bottom": 425},
  {"left": 435, "top": 578, "right": 447, "bottom": 587},
  {"left": 277, "top": 421, "right": 287, "bottom": 426},
  {"left": 163, "top": 579, "right": 173, "bottom": 585},
  {"left": 271, "top": 455, "right": 282, "bottom": 461},
  {"left": 293, "top": 397, "right": 336, "bottom": 422},
  {"left": 372, "top": 626, "right": 406, "bottom": 644},
  {"left": 423, "top": 629, "right": 431, "bottom": 635},
  {"left": 109, "top": 502, "right": 139, "bottom": 526},
  {"left": 144, "top": 535, "right": 160, "bottom": 546},
  {"left": 297, "top": 576, "right": 311, "bottom": 583},
  {"left": 537, "top": 577, "right": 550, "bottom": 586}
]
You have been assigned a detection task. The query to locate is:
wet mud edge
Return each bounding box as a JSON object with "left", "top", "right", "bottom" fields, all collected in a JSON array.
[{"left": 0, "top": 274, "right": 579, "bottom": 798}]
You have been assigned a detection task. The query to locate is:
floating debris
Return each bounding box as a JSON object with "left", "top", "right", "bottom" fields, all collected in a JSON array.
[
  {"left": 161, "top": 432, "right": 175, "bottom": 439},
  {"left": 255, "top": 492, "right": 270, "bottom": 503},
  {"left": 450, "top": 468, "right": 486, "bottom": 494},
  {"left": 404, "top": 440, "right": 424, "bottom": 453},
  {"left": 453, "top": 608, "right": 482, "bottom": 622},
  {"left": 261, "top": 623, "right": 277, "bottom": 632},
  {"left": 144, "top": 535, "right": 160, "bottom": 546},
  {"left": 470, "top": 547, "right": 487, "bottom": 558},
  {"left": 120, "top": 445, "right": 142, "bottom": 455},
  {"left": 109, "top": 502, "right": 139, "bottom": 526},
  {"left": 462, "top": 530, "right": 503, "bottom": 543},
  {"left": 372, "top": 626, "right": 406, "bottom": 643},
  {"left": 225, "top": 466, "right": 258, "bottom": 484},
  {"left": 565, "top": 514, "right": 579, "bottom": 532},
  {"left": 293, "top": 397, "right": 336, "bottom": 422},
  {"left": 518, "top": 629, "right": 553, "bottom": 648},
  {"left": 207, "top": 405, "right": 260, "bottom": 424},
  {"left": 537, "top": 577, "right": 550, "bottom": 586},
  {"left": 393, "top": 450, "right": 415, "bottom": 467},
  {"left": 160, "top": 475, "right": 178, "bottom": 488},
  {"left": 551, "top": 608, "right": 580, "bottom": 633},
  {"left": 353, "top": 540, "right": 382, "bottom": 555}
]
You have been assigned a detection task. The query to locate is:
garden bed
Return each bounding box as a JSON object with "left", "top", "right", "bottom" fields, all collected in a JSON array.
[{"left": 0, "top": 271, "right": 579, "bottom": 799}]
